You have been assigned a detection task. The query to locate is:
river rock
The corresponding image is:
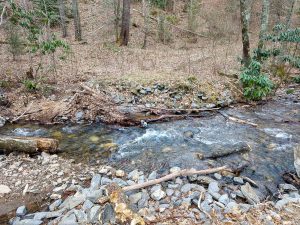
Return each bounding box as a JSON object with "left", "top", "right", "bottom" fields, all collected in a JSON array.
[
  {"left": 181, "top": 184, "right": 192, "bottom": 193},
  {"left": 275, "top": 196, "right": 300, "bottom": 210},
  {"left": 129, "top": 192, "right": 142, "bottom": 204},
  {"left": 128, "top": 170, "right": 141, "bottom": 181},
  {"left": 148, "top": 171, "right": 157, "bottom": 180},
  {"left": 101, "top": 204, "right": 115, "bottom": 224},
  {"left": 59, "top": 193, "right": 85, "bottom": 210},
  {"left": 279, "top": 183, "right": 298, "bottom": 192},
  {"left": 233, "top": 177, "right": 244, "bottom": 185},
  {"left": 82, "top": 200, "right": 94, "bottom": 211},
  {"left": 166, "top": 189, "right": 174, "bottom": 196},
  {"left": 115, "top": 170, "right": 125, "bottom": 177},
  {"left": 16, "top": 206, "right": 27, "bottom": 217},
  {"left": 151, "top": 189, "right": 166, "bottom": 201},
  {"left": 170, "top": 167, "right": 181, "bottom": 173},
  {"left": 74, "top": 210, "right": 87, "bottom": 223},
  {"left": 240, "top": 183, "right": 260, "bottom": 205},
  {"left": 294, "top": 145, "right": 300, "bottom": 178},
  {"left": 90, "top": 174, "right": 101, "bottom": 190},
  {"left": 112, "top": 178, "right": 127, "bottom": 187},
  {"left": 33, "top": 212, "right": 48, "bottom": 220},
  {"left": 218, "top": 194, "right": 230, "bottom": 206},
  {"left": 58, "top": 213, "right": 77, "bottom": 225},
  {"left": 214, "top": 173, "right": 222, "bottom": 180},
  {"left": 208, "top": 181, "right": 220, "bottom": 194},
  {"left": 197, "top": 176, "right": 216, "bottom": 185},
  {"left": 14, "top": 219, "right": 43, "bottom": 225},
  {"left": 49, "top": 199, "right": 62, "bottom": 212},
  {"left": 0, "top": 184, "right": 11, "bottom": 194},
  {"left": 101, "top": 177, "right": 112, "bottom": 185},
  {"left": 88, "top": 205, "right": 101, "bottom": 223}
]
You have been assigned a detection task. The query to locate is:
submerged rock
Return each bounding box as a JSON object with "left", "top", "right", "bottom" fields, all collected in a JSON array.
[{"left": 0, "top": 116, "right": 6, "bottom": 127}]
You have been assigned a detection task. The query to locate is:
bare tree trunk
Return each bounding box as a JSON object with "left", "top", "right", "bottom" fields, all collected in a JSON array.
[
  {"left": 58, "top": 0, "right": 67, "bottom": 38},
  {"left": 257, "top": 0, "right": 270, "bottom": 62},
  {"left": 72, "top": 0, "right": 82, "bottom": 41},
  {"left": 285, "top": 0, "right": 296, "bottom": 29},
  {"left": 114, "top": 0, "right": 121, "bottom": 43},
  {"left": 240, "top": 0, "right": 253, "bottom": 67},
  {"left": 120, "top": 0, "right": 131, "bottom": 46},
  {"left": 142, "top": 0, "right": 149, "bottom": 49},
  {"left": 280, "top": 0, "right": 297, "bottom": 62}
]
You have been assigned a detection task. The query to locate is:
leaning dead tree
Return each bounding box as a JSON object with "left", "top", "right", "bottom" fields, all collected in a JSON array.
[
  {"left": 72, "top": 0, "right": 82, "bottom": 41},
  {"left": 239, "top": 0, "right": 253, "bottom": 67},
  {"left": 120, "top": 0, "right": 131, "bottom": 46},
  {"left": 58, "top": 0, "right": 67, "bottom": 37}
]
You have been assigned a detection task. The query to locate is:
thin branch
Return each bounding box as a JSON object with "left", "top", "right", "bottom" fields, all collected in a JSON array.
[{"left": 123, "top": 166, "right": 227, "bottom": 192}]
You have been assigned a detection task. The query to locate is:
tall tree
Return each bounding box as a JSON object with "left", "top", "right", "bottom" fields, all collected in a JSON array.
[
  {"left": 120, "top": 0, "right": 130, "bottom": 46},
  {"left": 58, "top": 0, "right": 67, "bottom": 38},
  {"left": 257, "top": 0, "right": 270, "bottom": 62},
  {"left": 239, "top": 0, "right": 253, "bottom": 67},
  {"left": 72, "top": 0, "right": 82, "bottom": 41}
]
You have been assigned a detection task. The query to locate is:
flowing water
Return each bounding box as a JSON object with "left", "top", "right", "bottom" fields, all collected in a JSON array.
[{"left": 1, "top": 91, "right": 299, "bottom": 195}]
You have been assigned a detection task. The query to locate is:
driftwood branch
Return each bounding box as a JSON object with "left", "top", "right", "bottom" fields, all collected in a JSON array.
[
  {"left": 123, "top": 166, "right": 227, "bottom": 192},
  {"left": 218, "top": 111, "right": 258, "bottom": 127},
  {"left": 0, "top": 135, "right": 59, "bottom": 154}
]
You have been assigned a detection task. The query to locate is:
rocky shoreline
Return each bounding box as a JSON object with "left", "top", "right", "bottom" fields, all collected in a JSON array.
[{"left": 1, "top": 153, "right": 300, "bottom": 225}]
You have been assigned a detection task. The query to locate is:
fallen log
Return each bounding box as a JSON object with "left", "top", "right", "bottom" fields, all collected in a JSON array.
[
  {"left": 122, "top": 166, "right": 227, "bottom": 192},
  {"left": 196, "top": 142, "right": 251, "bottom": 160},
  {"left": 0, "top": 135, "right": 59, "bottom": 154}
]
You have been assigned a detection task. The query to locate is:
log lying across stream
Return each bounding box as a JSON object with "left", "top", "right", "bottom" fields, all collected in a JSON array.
[{"left": 0, "top": 135, "right": 59, "bottom": 154}]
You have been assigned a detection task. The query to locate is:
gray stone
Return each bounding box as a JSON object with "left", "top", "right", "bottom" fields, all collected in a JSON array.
[
  {"left": 168, "top": 184, "right": 179, "bottom": 189},
  {"left": 59, "top": 193, "right": 85, "bottom": 210},
  {"left": 128, "top": 170, "right": 141, "bottom": 181},
  {"left": 14, "top": 219, "right": 43, "bottom": 225},
  {"left": 240, "top": 183, "right": 260, "bottom": 205},
  {"left": 197, "top": 176, "right": 216, "bottom": 185},
  {"left": 233, "top": 177, "right": 244, "bottom": 185},
  {"left": 138, "top": 191, "right": 149, "bottom": 209},
  {"left": 101, "top": 177, "right": 112, "bottom": 185},
  {"left": 200, "top": 200, "right": 212, "bottom": 212},
  {"left": 85, "top": 189, "right": 103, "bottom": 203},
  {"left": 33, "top": 212, "right": 47, "bottom": 220},
  {"left": 148, "top": 171, "right": 157, "bottom": 180},
  {"left": 170, "top": 167, "right": 181, "bottom": 173},
  {"left": 289, "top": 192, "right": 300, "bottom": 198},
  {"left": 151, "top": 189, "right": 166, "bottom": 201},
  {"left": 58, "top": 213, "right": 77, "bottom": 225},
  {"left": 0, "top": 184, "right": 11, "bottom": 194},
  {"left": 294, "top": 145, "right": 300, "bottom": 177},
  {"left": 181, "top": 184, "right": 192, "bottom": 193},
  {"left": 49, "top": 199, "right": 62, "bottom": 211},
  {"left": 208, "top": 181, "right": 220, "bottom": 194},
  {"left": 279, "top": 183, "right": 298, "bottom": 192},
  {"left": 101, "top": 204, "right": 115, "bottom": 224},
  {"left": 166, "top": 189, "right": 174, "bottom": 196},
  {"left": 16, "top": 206, "right": 27, "bottom": 217},
  {"left": 218, "top": 194, "right": 230, "bottom": 206},
  {"left": 214, "top": 173, "right": 222, "bottom": 180},
  {"left": 239, "top": 203, "right": 252, "bottom": 213},
  {"left": 275, "top": 196, "right": 300, "bottom": 210},
  {"left": 191, "top": 184, "right": 206, "bottom": 192},
  {"left": 90, "top": 174, "right": 101, "bottom": 190},
  {"left": 74, "top": 209, "right": 87, "bottom": 223},
  {"left": 150, "top": 185, "right": 161, "bottom": 193},
  {"left": 112, "top": 178, "right": 127, "bottom": 187},
  {"left": 188, "top": 174, "right": 198, "bottom": 182},
  {"left": 175, "top": 178, "right": 183, "bottom": 185},
  {"left": 46, "top": 209, "right": 66, "bottom": 219},
  {"left": 82, "top": 200, "right": 94, "bottom": 211},
  {"left": 224, "top": 202, "right": 240, "bottom": 214},
  {"left": 129, "top": 192, "right": 142, "bottom": 204},
  {"left": 88, "top": 205, "right": 101, "bottom": 223}
]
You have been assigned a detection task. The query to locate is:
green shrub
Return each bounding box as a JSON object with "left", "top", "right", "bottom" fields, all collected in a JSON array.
[
  {"left": 22, "top": 80, "right": 39, "bottom": 91},
  {"left": 293, "top": 76, "right": 300, "bottom": 84},
  {"left": 240, "top": 60, "right": 273, "bottom": 101}
]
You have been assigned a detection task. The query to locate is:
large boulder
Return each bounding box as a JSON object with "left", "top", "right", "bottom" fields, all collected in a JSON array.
[{"left": 294, "top": 145, "right": 300, "bottom": 178}]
